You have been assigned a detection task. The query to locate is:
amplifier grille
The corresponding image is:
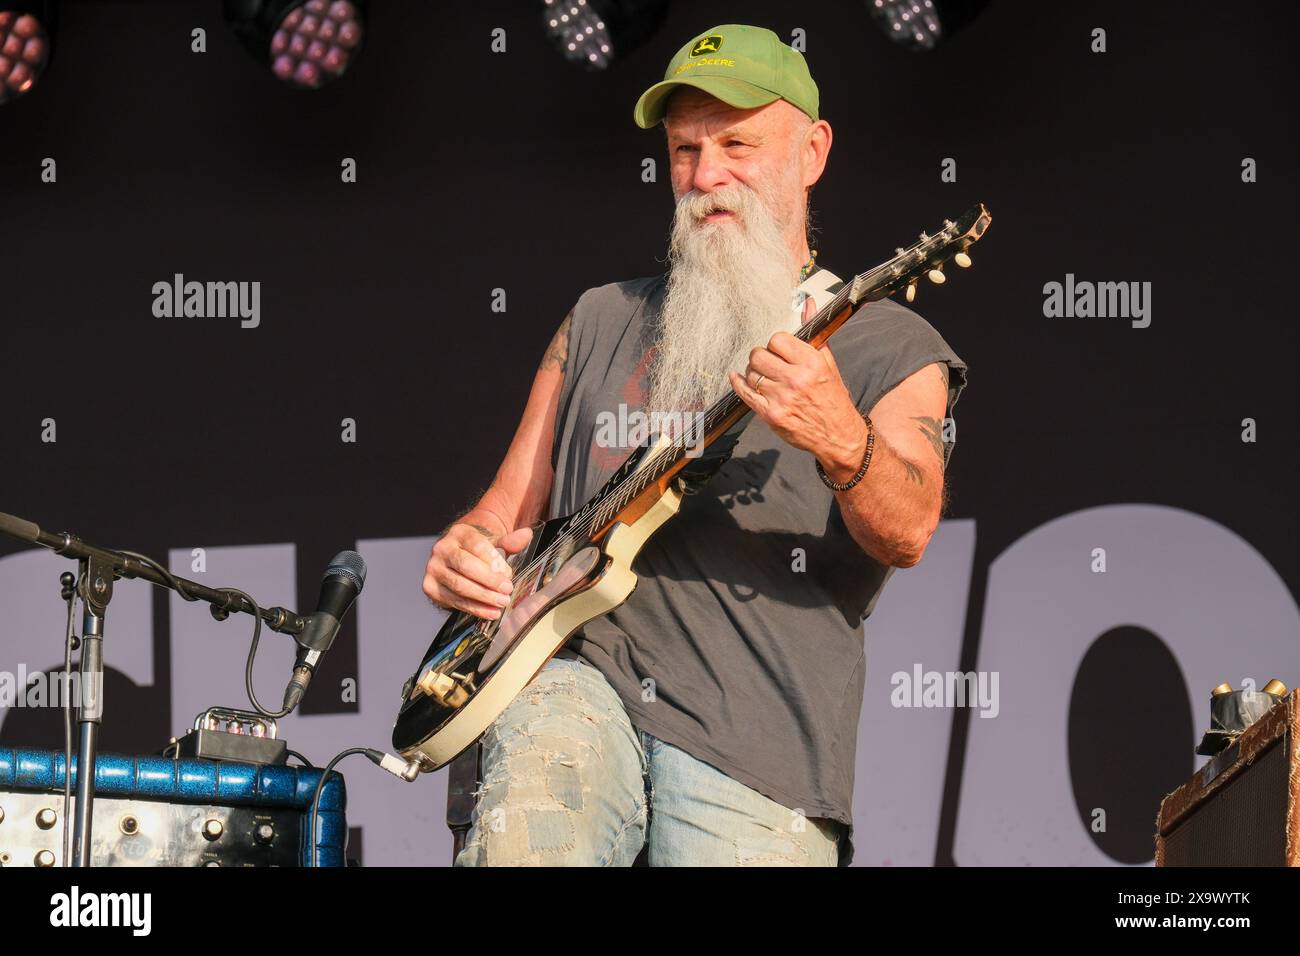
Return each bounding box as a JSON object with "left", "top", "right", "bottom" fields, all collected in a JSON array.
[{"left": 1163, "top": 740, "right": 1288, "bottom": 866}]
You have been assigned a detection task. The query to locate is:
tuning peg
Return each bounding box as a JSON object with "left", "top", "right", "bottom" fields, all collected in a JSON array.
[
  {"left": 1262, "top": 679, "right": 1288, "bottom": 696},
  {"left": 955, "top": 251, "right": 972, "bottom": 268},
  {"left": 1211, "top": 682, "right": 1234, "bottom": 696},
  {"left": 905, "top": 279, "right": 918, "bottom": 303},
  {"left": 927, "top": 263, "right": 946, "bottom": 284}
]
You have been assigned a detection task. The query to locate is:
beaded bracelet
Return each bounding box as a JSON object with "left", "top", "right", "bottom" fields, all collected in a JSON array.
[{"left": 815, "top": 413, "right": 875, "bottom": 491}]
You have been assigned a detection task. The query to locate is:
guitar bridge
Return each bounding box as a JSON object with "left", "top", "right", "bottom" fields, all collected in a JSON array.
[{"left": 415, "top": 669, "right": 476, "bottom": 709}]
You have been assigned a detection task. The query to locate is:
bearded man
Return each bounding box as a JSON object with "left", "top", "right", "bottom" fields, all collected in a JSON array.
[{"left": 422, "top": 23, "right": 967, "bottom": 867}]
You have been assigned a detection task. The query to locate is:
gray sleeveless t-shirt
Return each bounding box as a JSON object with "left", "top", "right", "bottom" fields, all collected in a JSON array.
[{"left": 547, "top": 268, "right": 968, "bottom": 863}]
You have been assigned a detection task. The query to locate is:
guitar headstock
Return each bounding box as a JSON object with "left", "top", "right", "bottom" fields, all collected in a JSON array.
[{"left": 848, "top": 203, "right": 991, "bottom": 306}]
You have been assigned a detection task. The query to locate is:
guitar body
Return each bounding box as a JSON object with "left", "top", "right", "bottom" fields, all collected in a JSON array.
[{"left": 391, "top": 438, "right": 684, "bottom": 772}]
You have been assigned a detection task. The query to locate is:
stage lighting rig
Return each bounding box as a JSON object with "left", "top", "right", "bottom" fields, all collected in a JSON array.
[
  {"left": 223, "top": 0, "right": 366, "bottom": 89},
  {"left": 542, "top": 0, "right": 668, "bottom": 71},
  {"left": 0, "top": 1, "right": 53, "bottom": 105},
  {"left": 866, "top": 0, "right": 989, "bottom": 52}
]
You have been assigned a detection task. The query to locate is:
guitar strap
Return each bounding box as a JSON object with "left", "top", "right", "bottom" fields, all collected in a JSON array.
[
  {"left": 792, "top": 265, "right": 845, "bottom": 322},
  {"left": 677, "top": 266, "right": 846, "bottom": 494}
]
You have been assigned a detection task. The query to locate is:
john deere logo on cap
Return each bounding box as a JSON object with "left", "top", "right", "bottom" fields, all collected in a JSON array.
[{"left": 690, "top": 35, "right": 723, "bottom": 56}]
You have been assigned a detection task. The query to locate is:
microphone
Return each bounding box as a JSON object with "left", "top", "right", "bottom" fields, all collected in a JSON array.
[{"left": 283, "top": 550, "right": 367, "bottom": 712}]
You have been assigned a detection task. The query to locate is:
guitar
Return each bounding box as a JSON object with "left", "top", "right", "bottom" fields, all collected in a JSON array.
[{"left": 392, "top": 203, "right": 992, "bottom": 772}]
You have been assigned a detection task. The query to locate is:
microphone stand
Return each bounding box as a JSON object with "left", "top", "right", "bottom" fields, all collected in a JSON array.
[
  {"left": 0, "top": 511, "right": 306, "bottom": 866},
  {"left": 71, "top": 550, "right": 111, "bottom": 868}
]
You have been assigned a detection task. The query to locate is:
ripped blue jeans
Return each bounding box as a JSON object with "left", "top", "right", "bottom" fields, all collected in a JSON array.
[{"left": 453, "top": 655, "right": 842, "bottom": 866}]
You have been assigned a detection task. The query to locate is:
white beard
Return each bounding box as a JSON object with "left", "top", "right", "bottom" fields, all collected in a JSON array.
[{"left": 645, "top": 178, "right": 800, "bottom": 438}]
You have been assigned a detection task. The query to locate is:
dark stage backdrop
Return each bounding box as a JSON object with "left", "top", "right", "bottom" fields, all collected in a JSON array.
[{"left": 1, "top": 1, "right": 1297, "bottom": 866}]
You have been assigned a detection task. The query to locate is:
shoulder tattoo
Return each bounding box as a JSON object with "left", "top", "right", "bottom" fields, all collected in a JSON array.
[
  {"left": 912, "top": 364, "right": 951, "bottom": 466},
  {"left": 912, "top": 416, "right": 946, "bottom": 466},
  {"left": 540, "top": 309, "right": 573, "bottom": 372}
]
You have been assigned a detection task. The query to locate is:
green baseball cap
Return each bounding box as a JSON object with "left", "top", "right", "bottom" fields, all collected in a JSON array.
[{"left": 633, "top": 24, "right": 819, "bottom": 129}]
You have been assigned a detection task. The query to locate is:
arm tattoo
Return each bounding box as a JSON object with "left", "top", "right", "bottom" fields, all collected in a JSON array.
[
  {"left": 912, "top": 416, "right": 946, "bottom": 465},
  {"left": 911, "top": 364, "right": 951, "bottom": 467},
  {"left": 540, "top": 310, "right": 573, "bottom": 372},
  {"left": 900, "top": 456, "right": 925, "bottom": 486}
]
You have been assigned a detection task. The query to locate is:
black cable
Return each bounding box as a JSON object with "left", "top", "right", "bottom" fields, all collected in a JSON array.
[
  {"left": 287, "top": 749, "right": 314, "bottom": 768},
  {"left": 117, "top": 550, "right": 202, "bottom": 604},
  {"left": 117, "top": 551, "right": 292, "bottom": 719},
  {"left": 229, "top": 585, "right": 294, "bottom": 719},
  {"left": 309, "top": 747, "right": 375, "bottom": 867}
]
